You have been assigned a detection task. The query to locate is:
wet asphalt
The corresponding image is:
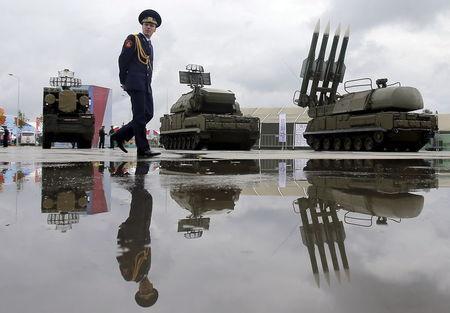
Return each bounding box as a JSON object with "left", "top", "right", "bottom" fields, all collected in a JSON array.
[{"left": 1, "top": 146, "right": 450, "bottom": 312}]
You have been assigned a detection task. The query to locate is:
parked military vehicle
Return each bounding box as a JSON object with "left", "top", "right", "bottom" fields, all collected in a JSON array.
[
  {"left": 42, "top": 69, "right": 94, "bottom": 149},
  {"left": 294, "top": 21, "right": 438, "bottom": 151},
  {"left": 160, "top": 64, "right": 260, "bottom": 150}
]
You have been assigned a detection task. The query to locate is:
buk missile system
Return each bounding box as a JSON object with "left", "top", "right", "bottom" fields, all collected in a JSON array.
[
  {"left": 160, "top": 65, "right": 260, "bottom": 150},
  {"left": 294, "top": 21, "right": 438, "bottom": 151},
  {"left": 42, "top": 69, "right": 94, "bottom": 149}
]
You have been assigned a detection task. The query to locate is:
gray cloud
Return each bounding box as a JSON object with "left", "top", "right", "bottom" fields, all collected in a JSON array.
[
  {"left": 1, "top": 0, "right": 449, "bottom": 130},
  {"left": 327, "top": 0, "right": 450, "bottom": 31}
]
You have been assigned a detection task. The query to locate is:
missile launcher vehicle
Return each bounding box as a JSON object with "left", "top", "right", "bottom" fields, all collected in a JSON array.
[
  {"left": 42, "top": 69, "right": 94, "bottom": 149},
  {"left": 160, "top": 64, "right": 260, "bottom": 150},
  {"left": 294, "top": 21, "right": 438, "bottom": 152}
]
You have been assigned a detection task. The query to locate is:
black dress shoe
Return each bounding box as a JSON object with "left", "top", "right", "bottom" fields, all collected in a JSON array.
[
  {"left": 137, "top": 149, "right": 161, "bottom": 158},
  {"left": 111, "top": 133, "right": 128, "bottom": 153}
]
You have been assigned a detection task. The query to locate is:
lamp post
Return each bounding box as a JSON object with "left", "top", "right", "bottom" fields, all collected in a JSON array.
[{"left": 8, "top": 73, "right": 21, "bottom": 139}]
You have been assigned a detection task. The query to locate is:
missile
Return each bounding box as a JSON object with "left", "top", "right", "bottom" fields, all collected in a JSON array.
[
  {"left": 309, "top": 21, "right": 330, "bottom": 102},
  {"left": 330, "top": 26, "right": 350, "bottom": 103},
  {"left": 299, "top": 207, "right": 320, "bottom": 280},
  {"left": 298, "top": 20, "right": 321, "bottom": 107},
  {"left": 310, "top": 209, "right": 330, "bottom": 274},
  {"left": 319, "top": 24, "right": 341, "bottom": 105}
]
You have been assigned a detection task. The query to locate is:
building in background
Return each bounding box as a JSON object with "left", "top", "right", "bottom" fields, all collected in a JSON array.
[
  {"left": 429, "top": 114, "right": 450, "bottom": 150},
  {"left": 241, "top": 107, "right": 309, "bottom": 149}
]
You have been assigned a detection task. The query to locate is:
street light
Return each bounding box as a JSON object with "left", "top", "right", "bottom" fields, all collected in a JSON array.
[{"left": 8, "top": 73, "right": 21, "bottom": 137}]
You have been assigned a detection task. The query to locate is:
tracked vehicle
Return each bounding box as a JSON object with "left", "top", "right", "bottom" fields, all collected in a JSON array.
[
  {"left": 160, "top": 65, "right": 260, "bottom": 150},
  {"left": 294, "top": 21, "right": 438, "bottom": 151},
  {"left": 42, "top": 69, "right": 94, "bottom": 149}
]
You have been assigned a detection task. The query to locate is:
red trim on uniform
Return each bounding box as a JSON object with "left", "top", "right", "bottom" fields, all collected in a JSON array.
[{"left": 124, "top": 39, "right": 133, "bottom": 48}]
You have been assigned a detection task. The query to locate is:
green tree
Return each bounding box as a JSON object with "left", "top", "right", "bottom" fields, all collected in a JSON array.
[{"left": 16, "top": 110, "right": 27, "bottom": 128}]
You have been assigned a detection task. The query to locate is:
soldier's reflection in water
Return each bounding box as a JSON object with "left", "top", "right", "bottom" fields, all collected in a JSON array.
[{"left": 116, "top": 161, "right": 158, "bottom": 308}]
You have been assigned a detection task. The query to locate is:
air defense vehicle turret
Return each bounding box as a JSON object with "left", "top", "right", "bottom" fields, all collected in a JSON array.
[
  {"left": 160, "top": 65, "right": 260, "bottom": 150},
  {"left": 42, "top": 69, "right": 94, "bottom": 149},
  {"left": 294, "top": 21, "right": 438, "bottom": 151}
]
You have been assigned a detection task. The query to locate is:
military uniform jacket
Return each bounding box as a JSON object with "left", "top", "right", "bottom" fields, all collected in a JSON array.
[{"left": 119, "top": 33, "right": 154, "bottom": 92}]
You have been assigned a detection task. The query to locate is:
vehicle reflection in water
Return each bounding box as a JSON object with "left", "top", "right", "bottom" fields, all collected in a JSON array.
[
  {"left": 41, "top": 162, "right": 110, "bottom": 232},
  {"left": 294, "top": 159, "right": 438, "bottom": 287},
  {"left": 116, "top": 161, "right": 158, "bottom": 308},
  {"left": 159, "top": 159, "right": 260, "bottom": 175},
  {"left": 160, "top": 160, "right": 259, "bottom": 238}
]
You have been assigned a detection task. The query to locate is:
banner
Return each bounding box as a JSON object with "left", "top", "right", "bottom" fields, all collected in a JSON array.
[
  {"left": 293, "top": 159, "right": 307, "bottom": 180},
  {"left": 294, "top": 123, "right": 308, "bottom": 147},
  {"left": 279, "top": 113, "right": 286, "bottom": 143},
  {"left": 278, "top": 161, "right": 286, "bottom": 188}
]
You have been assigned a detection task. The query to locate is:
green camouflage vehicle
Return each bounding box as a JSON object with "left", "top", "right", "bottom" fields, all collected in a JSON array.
[
  {"left": 160, "top": 65, "right": 260, "bottom": 150},
  {"left": 294, "top": 22, "right": 438, "bottom": 151},
  {"left": 42, "top": 69, "right": 94, "bottom": 149}
]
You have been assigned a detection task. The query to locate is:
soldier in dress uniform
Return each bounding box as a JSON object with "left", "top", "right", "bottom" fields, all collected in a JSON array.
[{"left": 112, "top": 9, "right": 162, "bottom": 158}]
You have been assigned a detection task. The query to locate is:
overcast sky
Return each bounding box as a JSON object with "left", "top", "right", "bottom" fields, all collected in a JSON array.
[{"left": 1, "top": 0, "right": 449, "bottom": 130}]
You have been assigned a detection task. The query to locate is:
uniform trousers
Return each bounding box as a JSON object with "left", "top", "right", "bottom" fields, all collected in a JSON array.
[{"left": 117, "top": 90, "right": 153, "bottom": 152}]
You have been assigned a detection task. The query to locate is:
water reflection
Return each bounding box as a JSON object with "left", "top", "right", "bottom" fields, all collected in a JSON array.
[
  {"left": 41, "top": 162, "right": 110, "bottom": 232},
  {"left": 295, "top": 159, "right": 438, "bottom": 286},
  {"left": 172, "top": 185, "right": 241, "bottom": 239},
  {"left": 159, "top": 159, "right": 260, "bottom": 175},
  {"left": 0, "top": 162, "right": 35, "bottom": 190},
  {"left": 0, "top": 157, "right": 449, "bottom": 312},
  {"left": 160, "top": 160, "right": 258, "bottom": 239},
  {"left": 116, "top": 161, "right": 158, "bottom": 308}
]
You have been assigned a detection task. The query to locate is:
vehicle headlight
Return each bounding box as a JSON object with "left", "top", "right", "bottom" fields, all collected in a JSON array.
[
  {"left": 44, "top": 94, "right": 56, "bottom": 104},
  {"left": 79, "top": 95, "right": 90, "bottom": 107}
]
